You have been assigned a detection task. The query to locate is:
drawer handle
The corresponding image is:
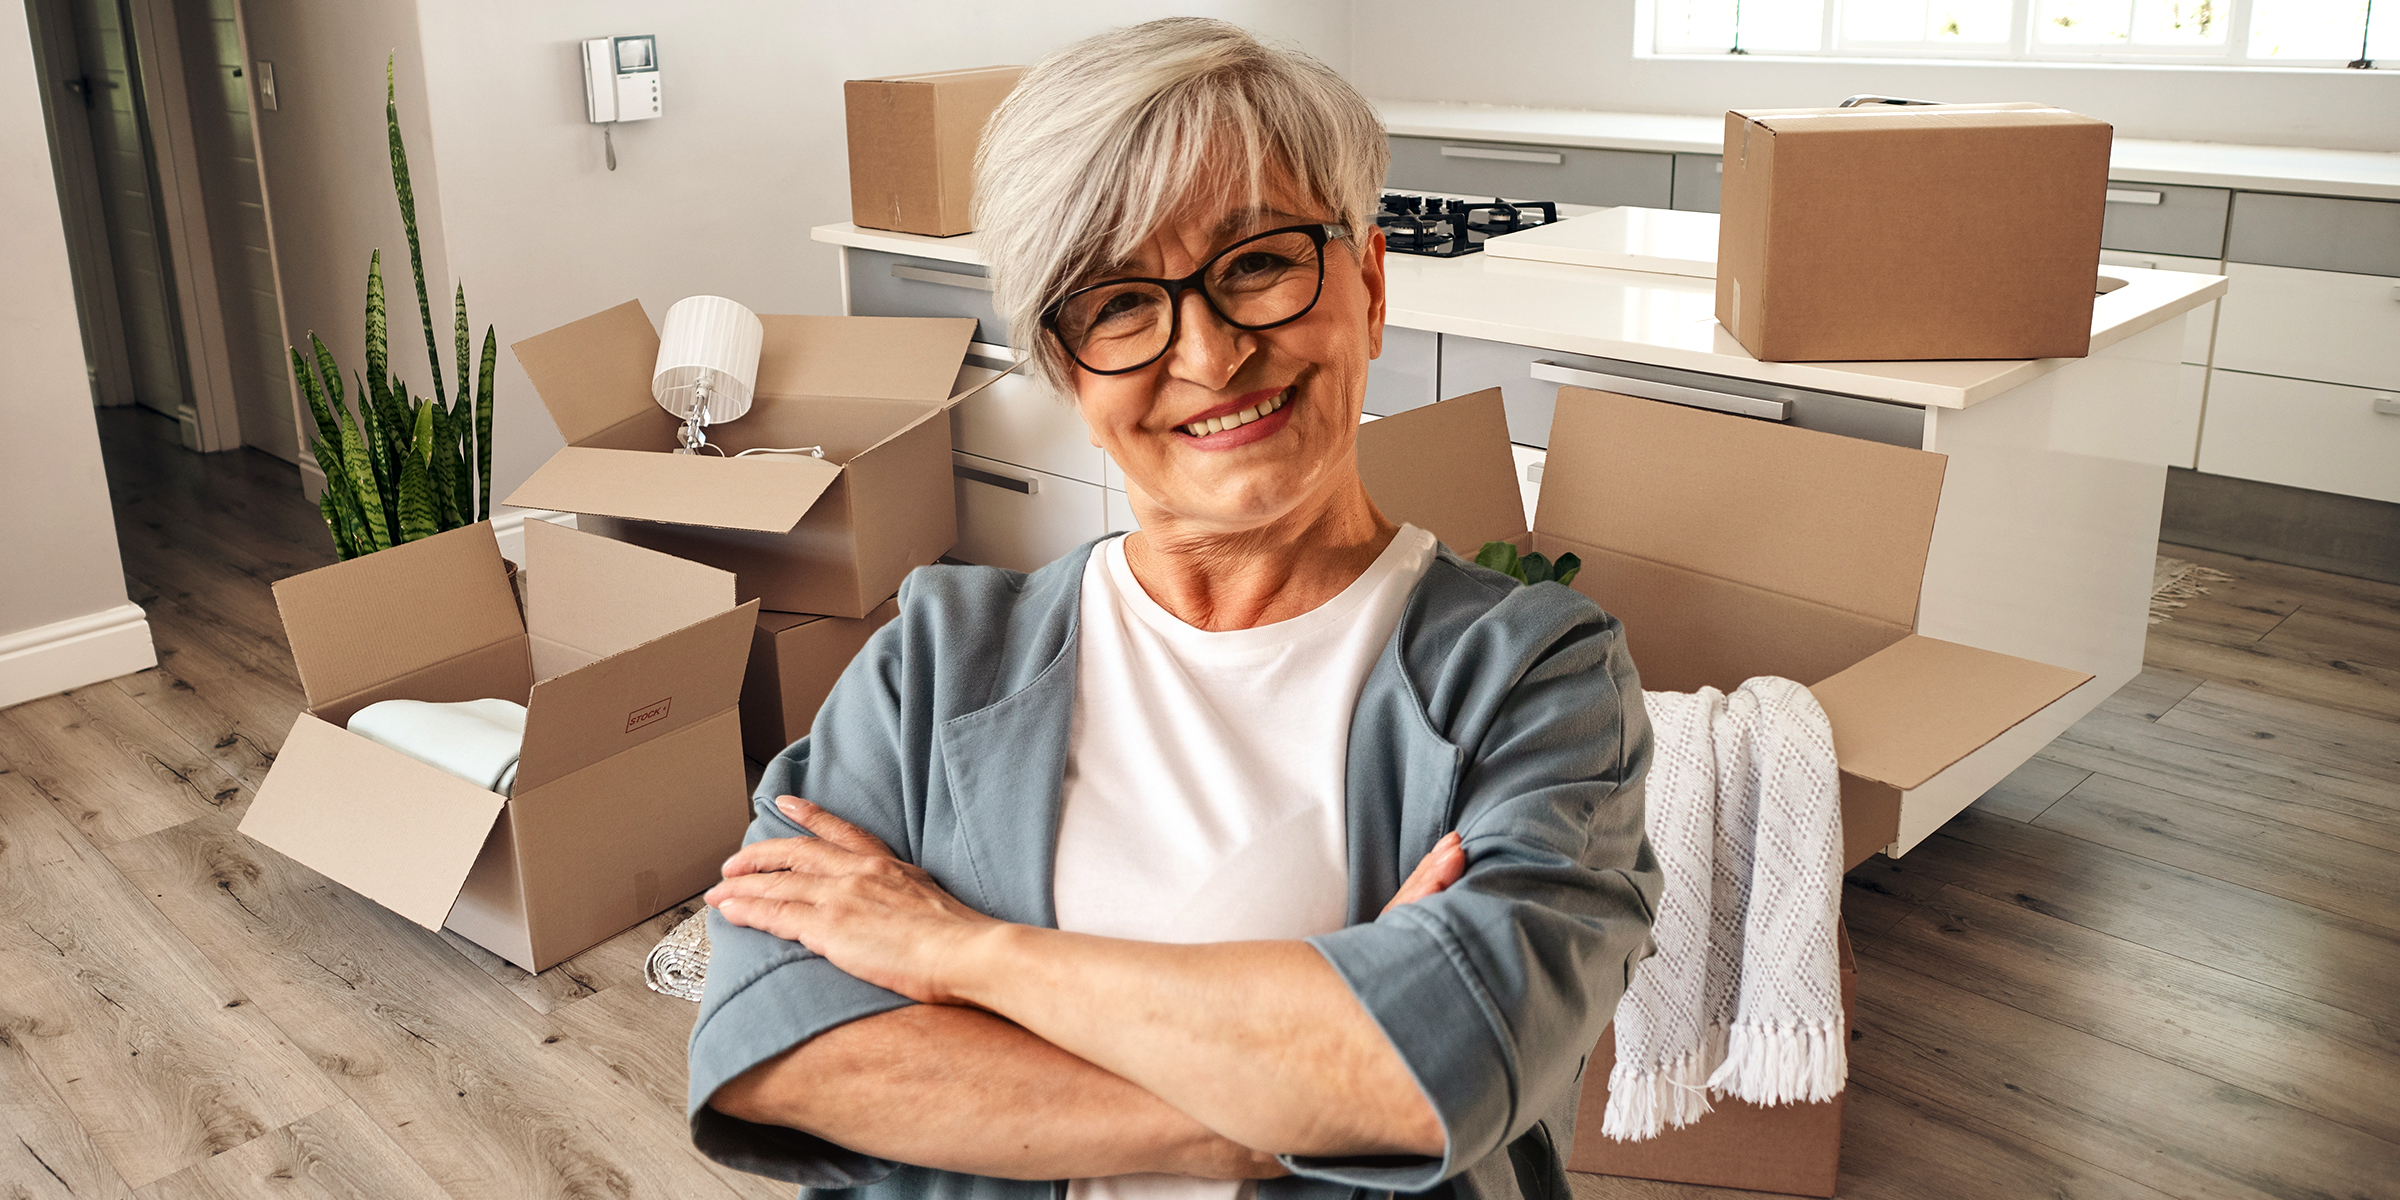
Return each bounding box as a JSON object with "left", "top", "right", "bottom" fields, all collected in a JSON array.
[
  {"left": 955, "top": 463, "right": 1038, "bottom": 494},
  {"left": 1440, "top": 145, "right": 1563, "bottom": 165},
  {"left": 2105, "top": 189, "right": 2164, "bottom": 206},
  {"left": 893, "top": 263, "right": 994, "bottom": 292},
  {"left": 1531, "top": 361, "right": 1792, "bottom": 422},
  {"left": 2373, "top": 395, "right": 2400, "bottom": 417}
]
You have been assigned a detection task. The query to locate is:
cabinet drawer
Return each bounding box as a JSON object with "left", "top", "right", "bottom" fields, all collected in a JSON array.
[
  {"left": 2212, "top": 263, "right": 2400, "bottom": 391},
  {"left": 2196, "top": 370, "right": 2400, "bottom": 505},
  {"left": 846, "top": 248, "right": 1010, "bottom": 343},
  {"left": 1671, "top": 154, "right": 1722, "bottom": 214},
  {"left": 1387, "top": 136, "right": 1673, "bottom": 209},
  {"left": 2097, "top": 250, "right": 2220, "bottom": 365},
  {"left": 2226, "top": 193, "right": 2400, "bottom": 277},
  {"left": 1365, "top": 325, "right": 1439, "bottom": 416},
  {"left": 1438, "top": 335, "right": 1925, "bottom": 450},
  {"left": 2098, "top": 182, "right": 2229, "bottom": 259},
  {"left": 951, "top": 451, "right": 1105, "bottom": 573},
  {"left": 950, "top": 356, "right": 1105, "bottom": 484}
]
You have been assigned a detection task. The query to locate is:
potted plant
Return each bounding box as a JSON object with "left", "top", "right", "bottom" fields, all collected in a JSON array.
[{"left": 289, "top": 57, "right": 495, "bottom": 559}]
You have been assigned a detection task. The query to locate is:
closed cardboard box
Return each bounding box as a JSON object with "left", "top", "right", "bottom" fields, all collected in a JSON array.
[
  {"left": 1715, "top": 102, "right": 2112, "bottom": 363},
  {"left": 741, "top": 599, "right": 900, "bottom": 764},
  {"left": 506, "top": 301, "right": 983, "bottom": 618},
  {"left": 238, "top": 521, "right": 758, "bottom": 974},
  {"left": 846, "top": 66, "right": 1024, "bottom": 237}
]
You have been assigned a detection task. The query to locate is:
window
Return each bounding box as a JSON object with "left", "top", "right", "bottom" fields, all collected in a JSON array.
[{"left": 1647, "top": 0, "right": 2395, "bottom": 66}]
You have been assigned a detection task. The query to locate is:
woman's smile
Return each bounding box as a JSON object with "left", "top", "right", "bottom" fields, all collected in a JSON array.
[{"left": 1174, "top": 386, "right": 1294, "bottom": 448}]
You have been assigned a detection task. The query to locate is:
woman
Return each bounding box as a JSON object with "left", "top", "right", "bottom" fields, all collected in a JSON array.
[{"left": 689, "top": 18, "right": 1658, "bottom": 1200}]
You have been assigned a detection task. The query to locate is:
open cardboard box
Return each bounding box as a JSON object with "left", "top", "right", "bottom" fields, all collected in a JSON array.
[
  {"left": 505, "top": 302, "right": 981, "bottom": 618},
  {"left": 1357, "top": 386, "right": 2091, "bottom": 1195},
  {"left": 741, "top": 598, "right": 900, "bottom": 764},
  {"left": 237, "top": 521, "right": 759, "bottom": 973}
]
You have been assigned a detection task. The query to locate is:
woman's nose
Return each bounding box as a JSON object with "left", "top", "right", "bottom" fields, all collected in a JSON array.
[{"left": 1163, "top": 287, "right": 1251, "bottom": 390}]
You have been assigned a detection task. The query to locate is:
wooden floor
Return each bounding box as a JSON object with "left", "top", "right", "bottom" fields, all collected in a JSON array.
[{"left": 4, "top": 408, "right": 2395, "bottom": 1199}]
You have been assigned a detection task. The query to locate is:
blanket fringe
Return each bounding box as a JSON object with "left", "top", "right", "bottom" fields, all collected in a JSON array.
[
  {"left": 1600, "top": 1048, "right": 1716, "bottom": 1141},
  {"left": 1707, "top": 1016, "right": 1849, "bottom": 1107}
]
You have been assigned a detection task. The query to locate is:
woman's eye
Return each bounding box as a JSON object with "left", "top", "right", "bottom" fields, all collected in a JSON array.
[
  {"left": 1088, "top": 290, "right": 1159, "bottom": 332},
  {"left": 1220, "top": 252, "right": 1293, "bottom": 283}
]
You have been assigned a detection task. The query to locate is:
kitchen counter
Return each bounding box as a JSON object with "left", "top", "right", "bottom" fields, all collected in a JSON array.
[
  {"left": 1375, "top": 99, "right": 2400, "bottom": 202},
  {"left": 811, "top": 220, "right": 2225, "bottom": 410}
]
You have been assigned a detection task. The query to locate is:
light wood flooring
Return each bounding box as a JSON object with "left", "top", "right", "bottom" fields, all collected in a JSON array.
[{"left": 3, "top": 408, "right": 2394, "bottom": 1198}]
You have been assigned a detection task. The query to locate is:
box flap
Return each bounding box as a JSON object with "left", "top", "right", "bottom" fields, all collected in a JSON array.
[
  {"left": 523, "top": 519, "right": 738, "bottom": 678},
  {"left": 516, "top": 601, "right": 759, "bottom": 793},
  {"left": 1539, "top": 386, "right": 1945, "bottom": 628},
  {"left": 1810, "top": 634, "right": 2091, "bottom": 791},
  {"left": 1738, "top": 101, "right": 2107, "bottom": 136},
  {"left": 503, "top": 446, "right": 842, "bottom": 535},
  {"left": 1354, "top": 388, "right": 1530, "bottom": 554},
  {"left": 272, "top": 522, "right": 523, "bottom": 713},
  {"left": 756, "top": 315, "right": 976, "bottom": 404},
  {"left": 239, "top": 713, "right": 508, "bottom": 931},
  {"left": 512, "top": 301, "right": 662, "bottom": 448},
  {"left": 857, "top": 65, "right": 1024, "bottom": 86}
]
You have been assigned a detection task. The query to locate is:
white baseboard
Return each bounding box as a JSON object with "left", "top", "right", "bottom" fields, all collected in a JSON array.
[{"left": 0, "top": 603, "right": 158, "bottom": 711}]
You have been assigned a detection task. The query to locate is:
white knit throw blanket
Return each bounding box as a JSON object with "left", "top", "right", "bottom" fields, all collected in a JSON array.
[{"left": 1602, "top": 677, "right": 1847, "bottom": 1141}]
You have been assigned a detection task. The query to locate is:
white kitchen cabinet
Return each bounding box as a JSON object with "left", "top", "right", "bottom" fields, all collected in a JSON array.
[
  {"left": 2098, "top": 249, "right": 2221, "bottom": 367},
  {"left": 950, "top": 356, "right": 1106, "bottom": 485},
  {"left": 2196, "top": 370, "right": 2400, "bottom": 504},
  {"left": 951, "top": 451, "right": 1107, "bottom": 573},
  {"left": 2211, "top": 263, "right": 2400, "bottom": 392},
  {"left": 2168, "top": 363, "right": 2208, "bottom": 471}
]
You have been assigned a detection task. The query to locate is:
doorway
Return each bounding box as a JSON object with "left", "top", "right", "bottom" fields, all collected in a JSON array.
[{"left": 29, "top": 0, "right": 295, "bottom": 462}]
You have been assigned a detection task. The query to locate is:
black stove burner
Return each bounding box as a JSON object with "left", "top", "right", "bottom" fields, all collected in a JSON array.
[{"left": 1375, "top": 192, "right": 1561, "bottom": 257}]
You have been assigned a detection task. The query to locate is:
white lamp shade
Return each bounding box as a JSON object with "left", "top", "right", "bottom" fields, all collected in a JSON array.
[{"left": 653, "top": 295, "right": 764, "bottom": 423}]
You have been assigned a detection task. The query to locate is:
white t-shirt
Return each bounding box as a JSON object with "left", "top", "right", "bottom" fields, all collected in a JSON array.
[{"left": 1054, "top": 525, "right": 1439, "bottom": 1200}]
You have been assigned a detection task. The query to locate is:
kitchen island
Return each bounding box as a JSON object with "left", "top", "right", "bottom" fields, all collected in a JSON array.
[{"left": 811, "top": 217, "right": 2225, "bottom": 858}]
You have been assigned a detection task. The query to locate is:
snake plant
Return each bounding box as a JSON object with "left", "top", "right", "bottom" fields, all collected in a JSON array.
[
  {"left": 291, "top": 56, "right": 498, "bottom": 560},
  {"left": 1476, "top": 541, "right": 1582, "bottom": 588}
]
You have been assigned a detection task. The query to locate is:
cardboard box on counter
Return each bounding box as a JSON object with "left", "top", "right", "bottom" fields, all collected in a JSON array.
[
  {"left": 1715, "top": 102, "right": 2111, "bottom": 363},
  {"left": 741, "top": 598, "right": 900, "bottom": 764},
  {"left": 1357, "top": 387, "right": 2092, "bottom": 1196},
  {"left": 846, "top": 66, "right": 1023, "bottom": 237},
  {"left": 505, "top": 301, "right": 980, "bottom": 619},
  {"left": 238, "top": 521, "right": 759, "bottom": 974}
]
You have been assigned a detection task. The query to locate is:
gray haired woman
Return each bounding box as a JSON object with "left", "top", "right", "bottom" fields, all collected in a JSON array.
[{"left": 689, "top": 18, "right": 1659, "bottom": 1200}]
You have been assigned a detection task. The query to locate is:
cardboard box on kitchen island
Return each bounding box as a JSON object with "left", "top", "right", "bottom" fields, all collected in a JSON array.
[
  {"left": 505, "top": 301, "right": 978, "bottom": 618},
  {"left": 845, "top": 66, "right": 1023, "bottom": 237},
  {"left": 236, "top": 521, "right": 758, "bottom": 974},
  {"left": 1715, "top": 102, "right": 2112, "bottom": 363}
]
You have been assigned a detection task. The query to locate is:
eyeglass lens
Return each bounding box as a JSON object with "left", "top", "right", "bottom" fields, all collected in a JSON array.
[{"left": 1053, "top": 228, "right": 1327, "bottom": 374}]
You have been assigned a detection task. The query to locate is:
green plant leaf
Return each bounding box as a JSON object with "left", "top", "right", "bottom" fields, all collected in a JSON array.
[
  {"left": 453, "top": 284, "right": 470, "bottom": 418},
  {"left": 1520, "top": 551, "right": 1558, "bottom": 585},
  {"left": 388, "top": 55, "right": 445, "bottom": 410},
  {"left": 476, "top": 326, "right": 496, "bottom": 520},
  {"left": 396, "top": 445, "right": 438, "bottom": 543},
  {"left": 1475, "top": 540, "right": 1526, "bottom": 583},
  {"left": 354, "top": 371, "right": 398, "bottom": 535},
  {"left": 364, "top": 250, "right": 388, "bottom": 409},
  {"left": 1552, "top": 553, "right": 1581, "bottom": 588},
  {"left": 335, "top": 392, "right": 391, "bottom": 552},
  {"left": 290, "top": 345, "right": 337, "bottom": 447},
  {"left": 317, "top": 489, "right": 352, "bottom": 559}
]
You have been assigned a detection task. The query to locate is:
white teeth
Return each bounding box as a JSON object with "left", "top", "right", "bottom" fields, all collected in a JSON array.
[{"left": 1182, "top": 389, "right": 1288, "bottom": 437}]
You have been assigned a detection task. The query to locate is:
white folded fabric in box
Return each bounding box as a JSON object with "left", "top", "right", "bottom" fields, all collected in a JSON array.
[{"left": 346, "top": 698, "right": 528, "bottom": 795}]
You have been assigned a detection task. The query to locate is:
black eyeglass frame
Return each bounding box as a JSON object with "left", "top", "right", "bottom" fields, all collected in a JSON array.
[{"left": 1040, "top": 223, "right": 1351, "bottom": 377}]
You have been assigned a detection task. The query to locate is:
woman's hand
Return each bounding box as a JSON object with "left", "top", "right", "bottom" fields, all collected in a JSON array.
[
  {"left": 707, "top": 797, "right": 999, "bottom": 1005},
  {"left": 1380, "top": 831, "right": 1465, "bottom": 917}
]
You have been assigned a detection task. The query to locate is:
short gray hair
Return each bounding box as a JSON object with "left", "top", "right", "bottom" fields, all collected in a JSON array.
[{"left": 973, "top": 18, "right": 1388, "bottom": 391}]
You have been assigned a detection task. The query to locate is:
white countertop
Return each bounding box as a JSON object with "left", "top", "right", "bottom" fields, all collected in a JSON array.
[
  {"left": 1376, "top": 99, "right": 2400, "bottom": 201},
  {"left": 812, "top": 221, "right": 2225, "bottom": 410}
]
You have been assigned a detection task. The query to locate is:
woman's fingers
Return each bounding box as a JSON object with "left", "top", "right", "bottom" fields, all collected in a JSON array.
[
  {"left": 775, "top": 796, "right": 896, "bottom": 857},
  {"left": 721, "top": 798, "right": 893, "bottom": 877},
  {"left": 1380, "top": 832, "right": 1465, "bottom": 916}
]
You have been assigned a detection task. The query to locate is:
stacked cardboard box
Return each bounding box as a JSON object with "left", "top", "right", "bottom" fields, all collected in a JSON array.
[{"left": 507, "top": 301, "right": 986, "bottom": 764}]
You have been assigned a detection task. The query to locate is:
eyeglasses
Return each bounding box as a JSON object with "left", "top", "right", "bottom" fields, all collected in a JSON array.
[{"left": 1042, "top": 223, "right": 1349, "bottom": 376}]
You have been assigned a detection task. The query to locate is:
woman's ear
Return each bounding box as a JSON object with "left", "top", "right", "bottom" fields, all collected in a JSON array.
[{"left": 1360, "top": 225, "right": 1389, "bottom": 360}]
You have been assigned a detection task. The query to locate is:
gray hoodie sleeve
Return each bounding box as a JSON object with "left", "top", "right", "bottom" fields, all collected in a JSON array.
[
  {"left": 684, "top": 619, "right": 918, "bottom": 1187},
  {"left": 1293, "top": 576, "right": 1660, "bottom": 1191}
]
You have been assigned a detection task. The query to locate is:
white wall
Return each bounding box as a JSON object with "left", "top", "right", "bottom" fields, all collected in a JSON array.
[
  {"left": 2, "top": 0, "right": 153, "bottom": 702},
  {"left": 246, "top": 1, "right": 1350, "bottom": 515},
  {"left": 1349, "top": 2, "right": 2400, "bottom": 153}
]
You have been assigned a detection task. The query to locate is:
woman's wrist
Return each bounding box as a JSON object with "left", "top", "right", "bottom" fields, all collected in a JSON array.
[{"left": 937, "top": 919, "right": 1040, "bottom": 1011}]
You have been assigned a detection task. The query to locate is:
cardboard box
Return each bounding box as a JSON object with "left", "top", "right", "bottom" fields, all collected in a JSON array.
[
  {"left": 1356, "top": 386, "right": 2094, "bottom": 1195},
  {"left": 741, "top": 598, "right": 900, "bottom": 764},
  {"left": 1571, "top": 924, "right": 1856, "bottom": 1197},
  {"left": 505, "top": 301, "right": 979, "bottom": 618},
  {"left": 237, "top": 520, "right": 759, "bottom": 973},
  {"left": 845, "top": 66, "right": 1024, "bottom": 237},
  {"left": 1715, "top": 102, "right": 2112, "bottom": 362}
]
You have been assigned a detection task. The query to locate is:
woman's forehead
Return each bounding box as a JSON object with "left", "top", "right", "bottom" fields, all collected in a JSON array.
[{"left": 1097, "top": 200, "right": 1324, "bottom": 276}]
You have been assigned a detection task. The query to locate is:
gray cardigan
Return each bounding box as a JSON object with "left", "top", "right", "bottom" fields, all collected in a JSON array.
[{"left": 687, "top": 539, "right": 1660, "bottom": 1200}]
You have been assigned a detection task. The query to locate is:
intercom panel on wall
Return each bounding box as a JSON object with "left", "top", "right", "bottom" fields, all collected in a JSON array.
[{"left": 583, "top": 35, "right": 660, "bottom": 123}]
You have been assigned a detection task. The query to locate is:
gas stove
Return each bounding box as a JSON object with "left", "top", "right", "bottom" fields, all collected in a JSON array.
[{"left": 1376, "top": 192, "right": 1563, "bottom": 257}]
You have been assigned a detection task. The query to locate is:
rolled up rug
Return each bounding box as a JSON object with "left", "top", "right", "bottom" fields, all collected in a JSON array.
[{"left": 646, "top": 908, "right": 711, "bottom": 1001}]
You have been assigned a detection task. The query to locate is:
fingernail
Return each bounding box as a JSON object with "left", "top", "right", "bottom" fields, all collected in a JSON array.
[{"left": 776, "top": 797, "right": 802, "bottom": 817}]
